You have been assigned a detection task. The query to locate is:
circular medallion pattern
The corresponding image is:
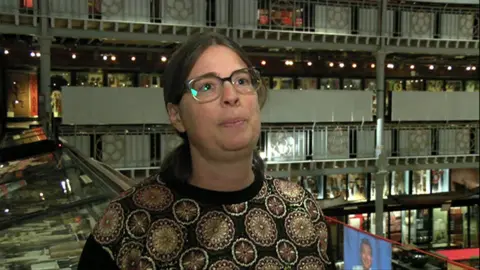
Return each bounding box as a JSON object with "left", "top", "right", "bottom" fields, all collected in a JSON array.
[
  {"left": 275, "top": 239, "right": 298, "bottom": 265},
  {"left": 93, "top": 202, "right": 125, "bottom": 245},
  {"left": 173, "top": 199, "right": 201, "bottom": 225},
  {"left": 196, "top": 211, "right": 235, "bottom": 250},
  {"left": 126, "top": 209, "right": 151, "bottom": 239},
  {"left": 304, "top": 197, "right": 321, "bottom": 222},
  {"left": 245, "top": 208, "right": 277, "bottom": 247},
  {"left": 253, "top": 181, "right": 268, "bottom": 200},
  {"left": 209, "top": 260, "right": 239, "bottom": 270},
  {"left": 255, "top": 256, "right": 283, "bottom": 270},
  {"left": 117, "top": 241, "right": 143, "bottom": 270},
  {"left": 133, "top": 184, "right": 174, "bottom": 212},
  {"left": 232, "top": 238, "right": 258, "bottom": 267},
  {"left": 265, "top": 195, "right": 287, "bottom": 218},
  {"left": 316, "top": 222, "right": 331, "bottom": 264},
  {"left": 179, "top": 247, "right": 209, "bottom": 270},
  {"left": 223, "top": 202, "right": 248, "bottom": 216},
  {"left": 298, "top": 256, "right": 325, "bottom": 270},
  {"left": 273, "top": 179, "right": 305, "bottom": 204},
  {"left": 146, "top": 219, "right": 184, "bottom": 263},
  {"left": 138, "top": 256, "right": 156, "bottom": 270},
  {"left": 285, "top": 211, "right": 317, "bottom": 247}
]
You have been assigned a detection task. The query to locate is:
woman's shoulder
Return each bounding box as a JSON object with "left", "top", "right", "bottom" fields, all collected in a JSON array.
[{"left": 91, "top": 174, "right": 174, "bottom": 247}]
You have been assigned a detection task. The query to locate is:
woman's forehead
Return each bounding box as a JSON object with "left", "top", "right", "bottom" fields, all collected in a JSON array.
[{"left": 188, "top": 45, "right": 247, "bottom": 79}]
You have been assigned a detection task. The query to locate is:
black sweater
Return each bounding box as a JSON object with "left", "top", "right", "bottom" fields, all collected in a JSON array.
[{"left": 78, "top": 173, "right": 336, "bottom": 270}]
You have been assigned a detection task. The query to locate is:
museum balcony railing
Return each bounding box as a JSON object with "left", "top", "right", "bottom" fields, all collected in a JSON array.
[
  {"left": 325, "top": 216, "right": 479, "bottom": 270},
  {"left": 58, "top": 122, "right": 479, "bottom": 178},
  {"left": 0, "top": 0, "right": 478, "bottom": 52}
]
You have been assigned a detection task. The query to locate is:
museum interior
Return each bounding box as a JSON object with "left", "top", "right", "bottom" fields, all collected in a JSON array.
[{"left": 0, "top": 0, "right": 479, "bottom": 269}]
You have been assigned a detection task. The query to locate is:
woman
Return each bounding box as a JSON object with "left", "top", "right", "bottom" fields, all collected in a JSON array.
[{"left": 79, "top": 32, "right": 334, "bottom": 270}]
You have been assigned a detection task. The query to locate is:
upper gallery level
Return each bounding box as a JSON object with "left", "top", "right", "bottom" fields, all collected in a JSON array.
[{"left": 0, "top": 0, "right": 478, "bottom": 55}]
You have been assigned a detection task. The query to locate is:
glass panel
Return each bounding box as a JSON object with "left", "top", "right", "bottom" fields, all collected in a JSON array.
[
  {"left": 412, "top": 170, "right": 431, "bottom": 195},
  {"left": 302, "top": 176, "right": 324, "bottom": 199},
  {"left": 389, "top": 211, "right": 402, "bottom": 242},
  {"left": 402, "top": 210, "right": 412, "bottom": 244},
  {"left": 386, "top": 80, "right": 403, "bottom": 92},
  {"left": 406, "top": 79, "right": 424, "bottom": 91},
  {"left": 386, "top": 80, "right": 403, "bottom": 116},
  {"left": 348, "top": 213, "right": 369, "bottom": 230},
  {"left": 107, "top": 73, "right": 134, "bottom": 87},
  {"left": 347, "top": 173, "right": 367, "bottom": 202},
  {"left": 426, "top": 80, "right": 444, "bottom": 92},
  {"left": 261, "top": 77, "right": 270, "bottom": 89},
  {"left": 343, "top": 78, "right": 362, "bottom": 90},
  {"left": 413, "top": 209, "right": 431, "bottom": 247},
  {"left": 272, "top": 77, "right": 293, "bottom": 89},
  {"left": 297, "top": 77, "right": 317, "bottom": 90},
  {"left": 370, "top": 173, "right": 389, "bottom": 200},
  {"left": 450, "top": 168, "right": 480, "bottom": 192},
  {"left": 370, "top": 212, "right": 388, "bottom": 237},
  {"left": 449, "top": 207, "right": 468, "bottom": 248},
  {"left": 6, "top": 71, "right": 39, "bottom": 118},
  {"left": 445, "top": 80, "right": 463, "bottom": 92},
  {"left": 432, "top": 208, "right": 449, "bottom": 248},
  {"left": 325, "top": 174, "right": 347, "bottom": 200},
  {"left": 76, "top": 71, "right": 103, "bottom": 87},
  {"left": 466, "top": 80, "right": 480, "bottom": 92},
  {"left": 391, "top": 171, "right": 409, "bottom": 195},
  {"left": 139, "top": 73, "right": 162, "bottom": 88},
  {"left": 365, "top": 79, "right": 376, "bottom": 91},
  {"left": 51, "top": 71, "right": 71, "bottom": 86},
  {"left": 470, "top": 205, "right": 479, "bottom": 247},
  {"left": 431, "top": 169, "right": 449, "bottom": 193},
  {"left": 320, "top": 78, "right": 340, "bottom": 90}
]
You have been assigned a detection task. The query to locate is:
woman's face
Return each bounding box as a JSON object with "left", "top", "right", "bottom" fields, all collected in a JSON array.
[{"left": 168, "top": 45, "right": 261, "bottom": 159}]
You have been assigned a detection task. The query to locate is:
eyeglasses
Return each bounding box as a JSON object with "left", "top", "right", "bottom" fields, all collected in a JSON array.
[{"left": 186, "top": 67, "right": 263, "bottom": 103}]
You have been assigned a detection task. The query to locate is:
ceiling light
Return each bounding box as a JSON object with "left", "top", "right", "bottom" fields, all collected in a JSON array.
[
  {"left": 447, "top": 66, "right": 452, "bottom": 70},
  {"left": 339, "top": 62, "right": 345, "bottom": 68},
  {"left": 387, "top": 63, "right": 394, "bottom": 69},
  {"left": 131, "top": 56, "right": 136, "bottom": 61},
  {"left": 352, "top": 63, "right": 357, "bottom": 68},
  {"left": 4, "top": 49, "right": 9, "bottom": 55},
  {"left": 71, "top": 53, "right": 76, "bottom": 59},
  {"left": 329, "top": 62, "right": 334, "bottom": 67},
  {"left": 161, "top": 56, "right": 167, "bottom": 62},
  {"left": 410, "top": 65, "right": 415, "bottom": 70},
  {"left": 307, "top": 61, "right": 312, "bottom": 66},
  {"left": 429, "top": 65, "right": 434, "bottom": 70},
  {"left": 111, "top": 55, "right": 116, "bottom": 61},
  {"left": 370, "top": 63, "right": 375, "bottom": 68},
  {"left": 261, "top": 60, "right": 266, "bottom": 66}
]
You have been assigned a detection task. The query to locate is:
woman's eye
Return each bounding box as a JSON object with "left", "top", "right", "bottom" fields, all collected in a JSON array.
[{"left": 201, "top": 84, "right": 212, "bottom": 91}]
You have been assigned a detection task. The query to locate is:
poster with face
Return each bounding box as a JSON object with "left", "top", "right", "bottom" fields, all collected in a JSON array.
[{"left": 344, "top": 227, "right": 392, "bottom": 270}]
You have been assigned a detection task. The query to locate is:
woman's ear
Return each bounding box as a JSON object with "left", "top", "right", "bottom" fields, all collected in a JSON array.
[{"left": 167, "top": 103, "right": 186, "bottom": 133}]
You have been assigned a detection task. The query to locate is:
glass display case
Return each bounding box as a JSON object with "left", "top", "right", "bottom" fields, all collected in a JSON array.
[{"left": 0, "top": 128, "right": 132, "bottom": 269}]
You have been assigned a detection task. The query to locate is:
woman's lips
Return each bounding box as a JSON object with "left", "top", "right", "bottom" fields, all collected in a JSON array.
[{"left": 220, "top": 118, "right": 247, "bottom": 128}]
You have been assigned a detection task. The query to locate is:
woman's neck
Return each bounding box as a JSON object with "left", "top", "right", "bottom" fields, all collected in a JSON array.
[{"left": 189, "top": 146, "right": 255, "bottom": 192}]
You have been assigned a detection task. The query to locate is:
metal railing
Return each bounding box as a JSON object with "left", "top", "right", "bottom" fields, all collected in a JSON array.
[
  {"left": 0, "top": 0, "right": 477, "bottom": 41},
  {"left": 59, "top": 122, "right": 479, "bottom": 171}
]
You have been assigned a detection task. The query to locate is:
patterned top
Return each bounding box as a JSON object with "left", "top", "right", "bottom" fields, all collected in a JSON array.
[{"left": 79, "top": 173, "right": 334, "bottom": 270}]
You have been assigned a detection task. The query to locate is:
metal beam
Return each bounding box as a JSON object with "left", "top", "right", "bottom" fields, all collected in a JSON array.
[
  {"left": 238, "top": 38, "right": 377, "bottom": 52},
  {"left": 50, "top": 28, "right": 188, "bottom": 44},
  {"left": 386, "top": 45, "right": 480, "bottom": 56},
  {"left": 0, "top": 25, "right": 39, "bottom": 35}
]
